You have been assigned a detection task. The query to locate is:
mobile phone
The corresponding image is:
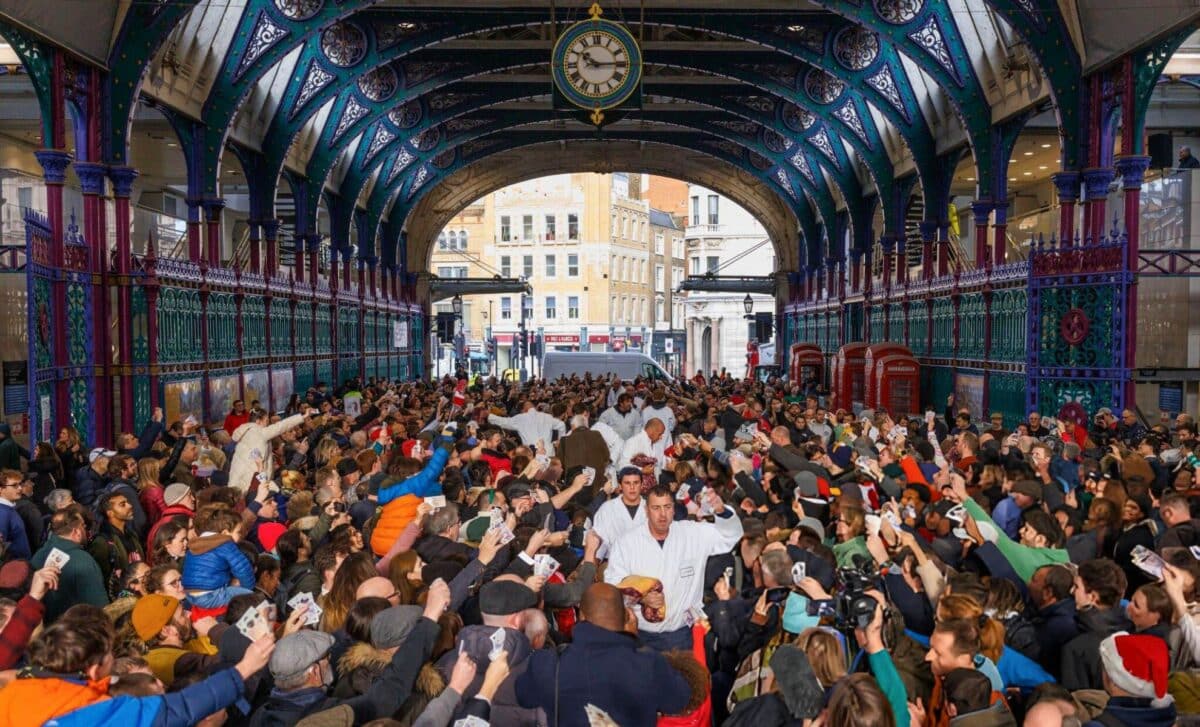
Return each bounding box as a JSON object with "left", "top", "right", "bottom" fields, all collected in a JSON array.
[
  {"left": 723, "top": 566, "right": 734, "bottom": 588},
  {"left": 331, "top": 502, "right": 347, "bottom": 514}
]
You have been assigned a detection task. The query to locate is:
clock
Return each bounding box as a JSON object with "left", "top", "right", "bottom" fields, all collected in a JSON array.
[{"left": 551, "top": 6, "right": 642, "bottom": 119}]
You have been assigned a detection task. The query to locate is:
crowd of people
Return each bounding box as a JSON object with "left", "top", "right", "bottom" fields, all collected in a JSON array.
[{"left": 0, "top": 370, "right": 1195, "bottom": 727}]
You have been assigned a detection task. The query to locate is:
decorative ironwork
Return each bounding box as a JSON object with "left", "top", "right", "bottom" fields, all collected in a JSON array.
[
  {"left": 703, "top": 139, "right": 745, "bottom": 159},
  {"left": 804, "top": 69, "right": 845, "bottom": 104},
  {"left": 742, "top": 63, "right": 796, "bottom": 88},
  {"left": 292, "top": 60, "right": 334, "bottom": 117},
  {"left": 444, "top": 117, "right": 491, "bottom": 135},
  {"left": 321, "top": 22, "right": 367, "bottom": 68},
  {"left": 411, "top": 127, "right": 440, "bottom": 151},
  {"left": 375, "top": 20, "right": 421, "bottom": 50},
  {"left": 781, "top": 103, "right": 815, "bottom": 132},
  {"left": 459, "top": 138, "right": 502, "bottom": 158},
  {"left": 908, "top": 16, "right": 960, "bottom": 84},
  {"left": 237, "top": 11, "right": 290, "bottom": 80},
  {"left": 388, "top": 102, "right": 422, "bottom": 129},
  {"left": 403, "top": 61, "right": 458, "bottom": 87},
  {"left": 874, "top": 0, "right": 924, "bottom": 25},
  {"left": 832, "top": 101, "right": 870, "bottom": 145},
  {"left": 730, "top": 95, "right": 776, "bottom": 115},
  {"left": 790, "top": 151, "right": 815, "bottom": 183},
  {"left": 332, "top": 97, "right": 369, "bottom": 142},
  {"left": 1059, "top": 307, "right": 1090, "bottom": 345},
  {"left": 387, "top": 148, "right": 416, "bottom": 184},
  {"left": 833, "top": 27, "right": 880, "bottom": 70},
  {"left": 809, "top": 129, "right": 841, "bottom": 167},
  {"left": 357, "top": 65, "right": 399, "bottom": 102},
  {"left": 407, "top": 166, "right": 430, "bottom": 199},
  {"left": 431, "top": 149, "right": 456, "bottom": 169},
  {"left": 365, "top": 124, "right": 397, "bottom": 164},
  {"left": 762, "top": 128, "right": 792, "bottom": 153},
  {"left": 274, "top": 0, "right": 322, "bottom": 20},
  {"left": 749, "top": 151, "right": 773, "bottom": 170},
  {"left": 712, "top": 119, "right": 758, "bottom": 137},
  {"left": 864, "top": 64, "right": 910, "bottom": 121},
  {"left": 428, "top": 91, "right": 481, "bottom": 112},
  {"left": 1031, "top": 233, "right": 1124, "bottom": 277},
  {"left": 776, "top": 168, "right": 796, "bottom": 199}
]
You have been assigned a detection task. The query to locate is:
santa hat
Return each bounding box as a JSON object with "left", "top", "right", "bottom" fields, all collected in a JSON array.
[
  {"left": 1099, "top": 632, "right": 1173, "bottom": 707},
  {"left": 401, "top": 439, "right": 419, "bottom": 458},
  {"left": 368, "top": 426, "right": 388, "bottom": 443}
]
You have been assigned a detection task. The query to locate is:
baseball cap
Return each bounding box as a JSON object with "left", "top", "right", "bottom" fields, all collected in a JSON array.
[{"left": 89, "top": 447, "right": 117, "bottom": 463}]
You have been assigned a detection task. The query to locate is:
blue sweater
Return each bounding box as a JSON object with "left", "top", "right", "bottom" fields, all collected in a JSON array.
[
  {"left": 0, "top": 503, "right": 30, "bottom": 560},
  {"left": 52, "top": 668, "right": 245, "bottom": 727},
  {"left": 378, "top": 443, "right": 450, "bottom": 505}
]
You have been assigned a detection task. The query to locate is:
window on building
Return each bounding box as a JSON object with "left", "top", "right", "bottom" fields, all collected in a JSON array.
[
  {"left": 568, "top": 296, "right": 579, "bottom": 319},
  {"left": 623, "top": 258, "right": 630, "bottom": 281},
  {"left": 567, "top": 253, "right": 579, "bottom": 277},
  {"left": 523, "top": 255, "right": 533, "bottom": 278},
  {"left": 545, "top": 254, "right": 556, "bottom": 278},
  {"left": 691, "top": 196, "right": 699, "bottom": 225},
  {"left": 438, "top": 232, "right": 447, "bottom": 249},
  {"left": 655, "top": 232, "right": 664, "bottom": 255},
  {"left": 691, "top": 256, "right": 701, "bottom": 275},
  {"left": 706, "top": 255, "right": 720, "bottom": 273},
  {"left": 500, "top": 255, "right": 511, "bottom": 277},
  {"left": 500, "top": 296, "right": 512, "bottom": 319},
  {"left": 611, "top": 295, "right": 617, "bottom": 318},
  {"left": 655, "top": 264, "right": 665, "bottom": 291},
  {"left": 568, "top": 213, "right": 579, "bottom": 239},
  {"left": 522, "top": 215, "right": 533, "bottom": 240},
  {"left": 500, "top": 216, "right": 511, "bottom": 241},
  {"left": 656, "top": 299, "right": 664, "bottom": 322},
  {"left": 545, "top": 296, "right": 557, "bottom": 319},
  {"left": 707, "top": 195, "right": 720, "bottom": 225},
  {"left": 673, "top": 237, "right": 683, "bottom": 258},
  {"left": 436, "top": 266, "right": 467, "bottom": 279},
  {"left": 458, "top": 230, "right": 468, "bottom": 249},
  {"left": 544, "top": 215, "right": 556, "bottom": 241}
]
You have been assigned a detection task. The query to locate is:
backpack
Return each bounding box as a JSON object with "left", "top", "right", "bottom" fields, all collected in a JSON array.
[
  {"left": 726, "top": 627, "right": 786, "bottom": 712},
  {"left": 275, "top": 561, "right": 316, "bottom": 616}
]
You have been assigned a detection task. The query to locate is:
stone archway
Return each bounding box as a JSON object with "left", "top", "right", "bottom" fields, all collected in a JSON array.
[{"left": 401, "top": 140, "right": 801, "bottom": 277}]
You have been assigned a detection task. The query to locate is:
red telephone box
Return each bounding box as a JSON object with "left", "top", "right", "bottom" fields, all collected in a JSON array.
[
  {"left": 789, "top": 343, "right": 824, "bottom": 384},
  {"left": 874, "top": 354, "right": 921, "bottom": 416},
  {"left": 863, "top": 343, "right": 913, "bottom": 409},
  {"left": 833, "top": 343, "right": 870, "bottom": 412}
]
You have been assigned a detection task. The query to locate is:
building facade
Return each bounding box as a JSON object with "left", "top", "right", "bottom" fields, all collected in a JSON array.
[{"left": 683, "top": 185, "right": 776, "bottom": 378}]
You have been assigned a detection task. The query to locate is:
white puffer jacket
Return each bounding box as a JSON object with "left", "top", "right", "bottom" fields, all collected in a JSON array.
[{"left": 228, "top": 414, "right": 306, "bottom": 492}]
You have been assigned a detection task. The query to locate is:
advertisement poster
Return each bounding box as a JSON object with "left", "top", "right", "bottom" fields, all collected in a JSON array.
[
  {"left": 40, "top": 395, "right": 50, "bottom": 442},
  {"left": 393, "top": 320, "right": 409, "bottom": 350},
  {"left": 954, "top": 372, "right": 985, "bottom": 422},
  {"left": 164, "top": 378, "right": 204, "bottom": 426},
  {"left": 243, "top": 369, "right": 270, "bottom": 412},
  {"left": 207, "top": 374, "right": 241, "bottom": 425},
  {"left": 271, "top": 367, "right": 294, "bottom": 413}
]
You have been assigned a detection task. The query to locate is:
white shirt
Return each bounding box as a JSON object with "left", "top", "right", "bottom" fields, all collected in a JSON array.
[
  {"left": 592, "top": 496, "right": 646, "bottom": 559},
  {"left": 598, "top": 406, "right": 641, "bottom": 441},
  {"left": 591, "top": 422, "right": 625, "bottom": 469},
  {"left": 616, "top": 430, "right": 668, "bottom": 474},
  {"left": 641, "top": 405, "right": 676, "bottom": 435},
  {"left": 605, "top": 513, "right": 744, "bottom": 632},
  {"left": 486, "top": 410, "right": 567, "bottom": 455}
]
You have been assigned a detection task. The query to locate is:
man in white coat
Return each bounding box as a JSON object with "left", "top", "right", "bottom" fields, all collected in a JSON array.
[
  {"left": 605, "top": 485, "right": 743, "bottom": 651},
  {"left": 598, "top": 394, "right": 640, "bottom": 441},
  {"left": 591, "top": 467, "right": 648, "bottom": 560},
  {"left": 616, "top": 418, "right": 668, "bottom": 476},
  {"left": 486, "top": 401, "right": 567, "bottom": 455}
]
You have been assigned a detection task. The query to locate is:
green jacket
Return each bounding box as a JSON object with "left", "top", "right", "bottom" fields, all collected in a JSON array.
[
  {"left": 31, "top": 533, "right": 109, "bottom": 622},
  {"left": 962, "top": 497, "right": 1069, "bottom": 581},
  {"left": 833, "top": 535, "right": 872, "bottom": 569}
]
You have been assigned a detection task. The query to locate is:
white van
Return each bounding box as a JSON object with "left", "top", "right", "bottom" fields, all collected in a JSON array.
[{"left": 541, "top": 351, "right": 673, "bottom": 383}]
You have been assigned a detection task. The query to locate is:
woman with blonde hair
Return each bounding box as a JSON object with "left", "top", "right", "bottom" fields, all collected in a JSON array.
[
  {"left": 792, "top": 627, "right": 847, "bottom": 691},
  {"left": 137, "top": 457, "right": 166, "bottom": 526}
]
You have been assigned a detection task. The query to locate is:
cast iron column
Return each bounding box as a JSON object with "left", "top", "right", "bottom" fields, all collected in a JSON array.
[
  {"left": 1115, "top": 155, "right": 1151, "bottom": 409},
  {"left": 112, "top": 166, "right": 141, "bottom": 430}
]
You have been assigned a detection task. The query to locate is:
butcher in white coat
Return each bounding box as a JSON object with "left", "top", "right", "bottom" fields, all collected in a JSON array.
[
  {"left": 605, "top": 485, "right": 743, "bottom": 651},
  {"left": 591, "top": 466, "right": 648, "bottom": 560}
]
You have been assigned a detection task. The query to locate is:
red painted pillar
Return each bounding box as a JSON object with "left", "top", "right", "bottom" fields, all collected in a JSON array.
[
  {"left": 342, "top": 248, "right": 352, "bottom": 291},
  {"left": 248, "top": 220, "right": 262, "bottom": 275},
  {"left": 204, "top": 199, "right": 225, "bottom": 267},
  {"left": 1115, "top": 155, "right": 1151, "bottom": 408},
  {"left": 937, "top": 223, "right": 951, "bottom": 278},
  {"left": 368, "top": 257, "right": 378, "bottom": 300},
  {"left": 881, "top": 237, "right": 895, "bottom": 291},
  {"left": 262, "top": 220, "right": 279, "bottom": 278},
  {"left": 849, "top": 252, "right": 861, "bottom": 294},
  {"left": 75, "top": 161, "right": 113, "bottom": 438},
  {"left": 307, "top": 235, "right": 320, "bottom": 287},
  {"left": 1081, "top": 169, "right": 1115, "bottom": 243},
  {"left": 329, "top": 245, "right": 339, "bottom": 291},
  {"left": 896, "top": 239, "right": 908, "bottom": 287},
  {"left": 1051, "top": 172, "right": 1080, "bottom": 245},
  {"left": 112, "top": 166, "right": 140, "bottom": 431},
  {"left": 971, "top": 201, "right": 992, "bottom": 269},
  {"left": 992, "top": 202, "right": 1008, "bottom": 267}
]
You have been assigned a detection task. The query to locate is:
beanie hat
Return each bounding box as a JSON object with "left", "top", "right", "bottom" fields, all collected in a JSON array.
[
  {"left": 1099, "top": 632, "right": 1173, "bottom": 707},
  {"left": 132, "top": 595, "right": 181, "bottom": 641},
  {"left": 258, "top": 522, "right": 288, "bottom": 552},
  {"left": 163, "top": 483, "right": 192, "bottom": 507}
]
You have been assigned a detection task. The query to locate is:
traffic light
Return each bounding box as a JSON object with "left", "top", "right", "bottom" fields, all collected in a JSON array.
[{"left": 486, "top": 338, "right": 495, "bottom": 358}]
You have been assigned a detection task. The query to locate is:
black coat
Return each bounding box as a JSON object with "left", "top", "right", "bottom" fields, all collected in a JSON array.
[
  {"left": 1032, "top": 598, "right": 1078, "bottom": 679},
  {"left": 1112, "top": 521, "right": 1159, "bottom": 598},
  {"left": 514, "top": 622, "right": 690, "bottom": 727},
  {"left": 1060, "top": 605, "right": 1132, "bottom": 691}
]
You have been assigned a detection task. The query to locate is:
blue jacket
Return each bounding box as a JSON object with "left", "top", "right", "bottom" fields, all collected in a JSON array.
[
  {"left": 73, "top": 465, "right": 106, "bottom": 509},
  {"left": 996, "top": 645, "right": 1054, "bottom": 689},
  {"left": 49, "top": 668, "right": 245, "bottom": 727},
  {"left": 991, "top": 497, "right": 1022, "bottom": 540},
  {"left": 377, "top": 443, "right": 450, "bottom": 505},
  {"left": 0, "top": 502, "right": 30, "bottom": 560},
  {"left": 182, "top": 534, "right": 255, "bottom": 592},
  {"left": 515, "top": 621, "right": 691, "bottom": 727}
]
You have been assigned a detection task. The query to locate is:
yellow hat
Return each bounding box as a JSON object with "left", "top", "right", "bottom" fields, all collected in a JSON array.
[{"left": 132, "top": 594, "right": 180, "bottom": 642}]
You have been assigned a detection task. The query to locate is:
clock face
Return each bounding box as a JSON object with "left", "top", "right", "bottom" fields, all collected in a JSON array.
[{"left": 552, "top": 19, "right": 642, "bottom": 110}]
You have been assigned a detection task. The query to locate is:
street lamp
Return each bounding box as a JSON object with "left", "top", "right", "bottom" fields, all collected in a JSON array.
[
  {"left": 451, "top": 295, "right": 463, "bottom": 371},
  {"left": 451, "top": 294, "right": 463, "bottom": 316},
  {"left": 743, "top": 294, "right": 754, "bottom": 316}
]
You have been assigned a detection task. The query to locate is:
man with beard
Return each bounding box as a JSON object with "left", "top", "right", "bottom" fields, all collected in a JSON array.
[{"left": 133, "top": 594, "right": 221, "bottom": 687}]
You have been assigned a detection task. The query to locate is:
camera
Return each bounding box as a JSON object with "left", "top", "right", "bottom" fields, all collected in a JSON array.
[
  {"left": 331, "top": 502, "right": 347, "bottom": 514},
  {"left": 833, "top": 560, "right": 879, "bottom": 630}
]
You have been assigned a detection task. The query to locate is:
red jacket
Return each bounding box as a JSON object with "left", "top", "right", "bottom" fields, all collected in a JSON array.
[
  {"left": 146, "top": 505, "right": 194, "bottom": 559},
  {"left": 478, "top": 449, "right": 511, "bottom": 480},
  {"left": 139, "top": 485, "right": 166, "bottom": 530},
  {"left": 223, "top": 412, "right": 251, "bottom": 435},
  {"left": 0, "top": 595, "right": 44, "bottom": 669}
]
